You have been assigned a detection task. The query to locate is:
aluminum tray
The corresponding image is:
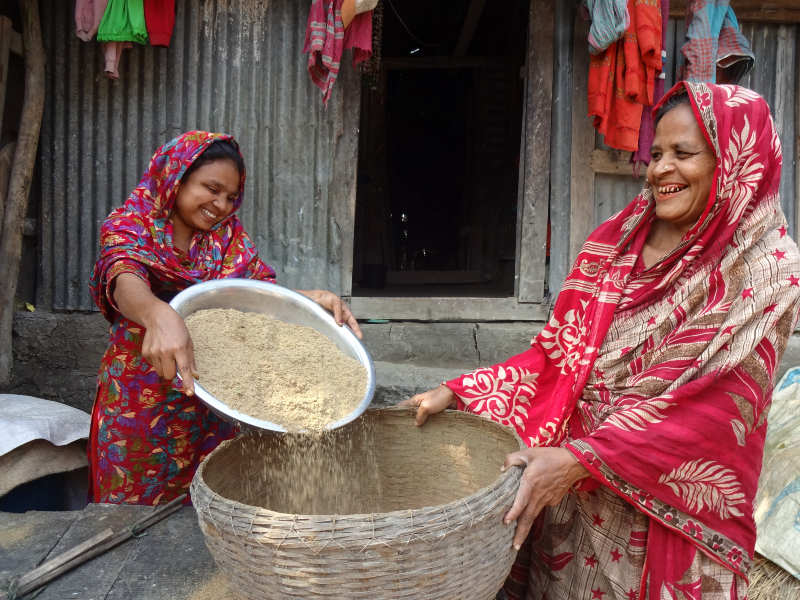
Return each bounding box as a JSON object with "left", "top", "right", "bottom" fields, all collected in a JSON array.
[{"left": 169, "top": 279, "right": 375, "bottom": 433}]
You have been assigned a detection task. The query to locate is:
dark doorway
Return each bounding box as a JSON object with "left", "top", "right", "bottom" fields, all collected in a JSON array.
[{"left": 352, "top": 0, "right": 529, "bottom": 297}]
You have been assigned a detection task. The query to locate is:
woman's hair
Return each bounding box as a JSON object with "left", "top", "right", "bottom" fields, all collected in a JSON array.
[
  {"left": 654, "top": 91, "right": 691, "bottom": 128},
  {"left": 182, "top": 139, "right": 245, "bottom": 182}
]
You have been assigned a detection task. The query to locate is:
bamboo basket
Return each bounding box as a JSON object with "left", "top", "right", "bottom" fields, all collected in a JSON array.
[{"left": 191, "top": 407, "right": 524, "bottom": 600}]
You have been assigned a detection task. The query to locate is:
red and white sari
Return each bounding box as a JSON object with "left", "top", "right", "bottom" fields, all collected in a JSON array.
[{"left": 446, "top": 82, "right": 800, "bottom": 599}]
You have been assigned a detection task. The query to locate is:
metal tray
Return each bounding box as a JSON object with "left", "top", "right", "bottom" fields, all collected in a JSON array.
[{"left": 169, "top": 279, "right": 376, "bottom": 433}]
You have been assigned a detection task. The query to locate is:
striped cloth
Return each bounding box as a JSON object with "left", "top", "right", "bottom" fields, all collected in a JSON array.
[
  {"left": 303, "top": 0, "right": 373, "bottom": 108},
  {"left": 678, "top": 0, "right": 754, "bottom": 83}
]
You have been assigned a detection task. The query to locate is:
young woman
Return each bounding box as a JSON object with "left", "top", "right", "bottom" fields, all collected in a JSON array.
[
  {"left": 89, "top": 131, "right": 360, "bottom": 506},
  {"left": 403, "top": 82, "right": 800, "bottom": 598}
]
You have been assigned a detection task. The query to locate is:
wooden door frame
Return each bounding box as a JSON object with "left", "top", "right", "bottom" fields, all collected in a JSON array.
[{"left": 345, "top": 0, "right": 554, "bottom": 321}]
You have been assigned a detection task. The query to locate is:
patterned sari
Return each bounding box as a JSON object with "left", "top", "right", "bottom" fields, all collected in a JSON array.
[
  {"left": 446, "top": 83, "right": 800, "bottom": 599},
  {"left": 88, "top": 131, "right": 276, "bottom": 506}
]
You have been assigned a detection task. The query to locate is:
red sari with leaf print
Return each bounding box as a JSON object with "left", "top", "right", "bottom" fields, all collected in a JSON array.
[
  {"left": 446, "top": 83, "right": 800, "bottom": 597},
  {"left": 88, "top": 131, "right": 276, "bottom": 506}
]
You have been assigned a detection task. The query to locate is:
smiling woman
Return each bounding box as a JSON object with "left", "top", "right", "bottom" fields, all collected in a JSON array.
[
  {"left": 401, "top": 82, "right": 800, "bottom": 599},
  {"left": 169, "top": 141, "right": 245, "bottom": 252},
  {"left": 642, "top": 93, "right": 717, "bottom": 268},
  {"left": 87, "top": 132, "right": 361, "bottom": 506}
]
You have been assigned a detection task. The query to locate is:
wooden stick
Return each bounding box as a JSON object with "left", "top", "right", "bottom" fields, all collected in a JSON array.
[
  {"left": 15, "top": 494, "right": 187, "bottom": 597},
  {"left": 0, "top": 16, "right": 12, "bottom": 142},
  {"left": 0, "top": 0, "right": 45, "bottom": 384},
  {"left": 15, "top": 528, "right": 114, "bottom": 589}
]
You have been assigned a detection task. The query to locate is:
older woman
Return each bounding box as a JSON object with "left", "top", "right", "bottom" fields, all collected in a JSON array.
[
  {"left": 88, "top": 131, "right": 360, "bottom": 506},
  {"left": 402, "top": 82, "right": 800, "bottom": 598}
]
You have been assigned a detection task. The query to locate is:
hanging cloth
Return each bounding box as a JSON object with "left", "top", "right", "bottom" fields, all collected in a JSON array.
[
  {"left": 585, "top": 0, "right": 630, "bottom": 55},
  {"left": 587, "top": 0, "right": 661, "bottom": 152},
  {"left": 633, "top": 0, "right": 670, "bottom": 167},
  {"left": 678, "top": 0, "right": 754, "bottom": 84},
  {"left": 143, "top": 0, "right": 176, "bottom": 47},
  {"left": 342, "top": 0, "right": 379, "bottom": 28},
  {"left": 75, "top": 0, "right": 110, "bottom": 42},
  {"left": 101, "top": 41, "right": 133, "bottom": 79},
  {"left": 97, "top": 0, "right": 148, "bottom": 45},
  {"left": 303, "top": 0, "right": 373, "bottom": 108}
]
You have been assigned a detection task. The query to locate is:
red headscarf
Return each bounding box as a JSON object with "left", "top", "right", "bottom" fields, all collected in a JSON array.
[
  {"left": 90, "top": 131, "right": 275, "bottom": 321},
  {"left": 447, "top": 81, "right": 800, "bottom": 586}
]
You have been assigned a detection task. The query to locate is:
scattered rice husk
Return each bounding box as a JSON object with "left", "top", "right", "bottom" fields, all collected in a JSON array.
[{"left": 749, "top": 554, "right": 800, "bottom": 600}]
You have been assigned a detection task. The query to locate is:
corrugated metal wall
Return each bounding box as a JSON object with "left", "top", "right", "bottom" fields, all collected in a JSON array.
[
  {"left": 591, "top": 18, "right": 798, "bottom": 237},
  {"left": 38, "top": 0, "right": 358, "bottom": 311},
  {"left": 36, "top": 1, "right": 799, "bottom": 311}
]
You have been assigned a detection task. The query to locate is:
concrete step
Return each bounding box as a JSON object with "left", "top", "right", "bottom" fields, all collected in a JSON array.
[{"left": 371, "top": 361, "right": 473, "bottom": 408}]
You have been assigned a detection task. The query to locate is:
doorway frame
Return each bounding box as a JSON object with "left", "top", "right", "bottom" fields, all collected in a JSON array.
[{"left": 342, "top": 0, "right": 554, "bottom": 321}]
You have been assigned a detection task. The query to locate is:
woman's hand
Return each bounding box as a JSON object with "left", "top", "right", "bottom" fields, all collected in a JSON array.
[
  {"left": 398, "top": 385, "right": 457, "bottom": 426},
  {"left": 502, "top": 447, "right": 590, "bottom": 550},
  {"left": 113, "top": 273, "right": 198, "bottom": 395},
  {"left": 296, "top": 289, "right": 362, "bottom": 339},
  {"left": 140, "top": 302, "right": 199, "bottom": 395}
]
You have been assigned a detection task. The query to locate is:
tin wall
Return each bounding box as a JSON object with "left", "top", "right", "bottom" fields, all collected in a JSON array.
[
  {"left": 38, "top": 0, "right": 359, "bottom": 311},
  {"left": 591, "top": 18, "right": 798, "bottom": 237}
]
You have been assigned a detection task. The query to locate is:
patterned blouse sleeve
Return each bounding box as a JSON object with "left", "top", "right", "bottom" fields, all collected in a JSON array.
[
  {"left": 101, "top": 259, "right": 151, "bottom": 321},
  {"left": 244, "top": 257, "right": 277, "bottom": 283}
]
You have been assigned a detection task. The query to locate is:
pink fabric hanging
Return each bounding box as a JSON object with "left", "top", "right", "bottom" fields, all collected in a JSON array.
[
  {"left": 303, "top": 0, "right": 373, "bottom": 108},
  {"left": 75, "top": 0, "right": 110, "bottom": 42},
  {"left": 633, "top": 0, "right": 670, "bottom": 167},
  {"left": 101, "top": 41, "right": 133, "bottom": 79}
]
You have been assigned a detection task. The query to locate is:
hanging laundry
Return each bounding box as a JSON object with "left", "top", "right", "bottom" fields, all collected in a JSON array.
[
  {"left": 97, "top": 0, "right": 148, "bottom": 79},
  {"left": 97, "top": 0, "right": 148, "bottom": 46},
  {"left": 303, "top": 0, "right": 373, "bottom": 108},
  {"left": 101, "top": 41, "right": 133, "bottom": 79},
  {"left": 633, "top": 0, "right": 669, "bottom": 167},
  {"left": 584, "top": 0, "right": 630, "bottom": 55},
  {"left": 75, "top": 0, "right": 110, "bottom": 42},
  {"left": 678, "top": 0, "right": 754, "bottom": 84},
  {"left": 143, "top": 0, "right": 176, "bottom": 47},
  {"left": 588, "top": 0, "right": 661, "bottom": 153},
  {"left": 342, "top": 0, "right": 379, "bottom": 28}
]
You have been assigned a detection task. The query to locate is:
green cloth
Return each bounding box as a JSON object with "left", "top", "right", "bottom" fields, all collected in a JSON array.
[{"left": 97, "top": 0, "right": 148, "bottom": 45}]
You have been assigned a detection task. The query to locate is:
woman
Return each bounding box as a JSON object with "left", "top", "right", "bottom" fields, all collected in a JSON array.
[
  {"left": 88, "top": 131, "right": 360, "bottom": 506},
  {"left": 402, "top": 82, "right": 800, "bottom": 598}
]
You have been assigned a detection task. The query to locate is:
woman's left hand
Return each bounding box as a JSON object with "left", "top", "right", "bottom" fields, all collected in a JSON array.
[
  {"left": 296, "top": 289, "right": 363, "bottom": 339},
  {"left": 502, "top": 447, "right": 590, "bottom": 550}
]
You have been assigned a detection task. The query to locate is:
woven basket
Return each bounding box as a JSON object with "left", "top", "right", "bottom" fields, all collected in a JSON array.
[{"left": 191, "top": 407, "right": 524, "bottom": 600}]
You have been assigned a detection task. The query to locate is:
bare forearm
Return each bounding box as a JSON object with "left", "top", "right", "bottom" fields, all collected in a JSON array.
[
  {"left": 113, "top": 273, "right": 167, "bottom": 329},
  {"left": 113, "top": 273, "right": 198, "bottom": 392}
]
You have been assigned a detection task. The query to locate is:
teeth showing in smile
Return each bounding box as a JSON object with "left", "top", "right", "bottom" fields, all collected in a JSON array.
[
  {"left": 201, "top": 208, "right": 216, "bottom": 219},
  {"left": 658, "top": 184, "right": 688, "bottom": 194}
]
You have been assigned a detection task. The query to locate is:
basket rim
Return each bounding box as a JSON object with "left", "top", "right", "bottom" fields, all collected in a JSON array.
[{"left": 192, "top": 407, "right": 525, "bottom": 522}]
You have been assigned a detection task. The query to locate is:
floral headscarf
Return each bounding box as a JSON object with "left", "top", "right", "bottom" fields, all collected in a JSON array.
[{"left": 90, "top": 131, "right": 275, "bottom": 321}]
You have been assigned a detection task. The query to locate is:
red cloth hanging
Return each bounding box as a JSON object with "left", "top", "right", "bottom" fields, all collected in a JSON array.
[
  {"left": 143, "top": 0, "right": 176, "bottom": 47},
  {"left": 588, "top": 0, "right": 662, "bottom": 152},
  {"left": 303, "top": 0, "right": 373, "bottom": 107}
]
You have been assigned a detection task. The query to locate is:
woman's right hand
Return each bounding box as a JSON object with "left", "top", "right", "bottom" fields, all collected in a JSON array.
[
  {"left": 114, "top": 273, "right": 199, "bottom": 395},
  {"left": 398, "top": 385, "right": 457, "bottom": 426},
  {"left": 141, "top": 302, "right": 199, "bottom": 395}
]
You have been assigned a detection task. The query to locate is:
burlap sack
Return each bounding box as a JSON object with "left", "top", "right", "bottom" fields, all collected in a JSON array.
[{"left": 0, "top": 439, "right": 88, "bottom": 496}]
